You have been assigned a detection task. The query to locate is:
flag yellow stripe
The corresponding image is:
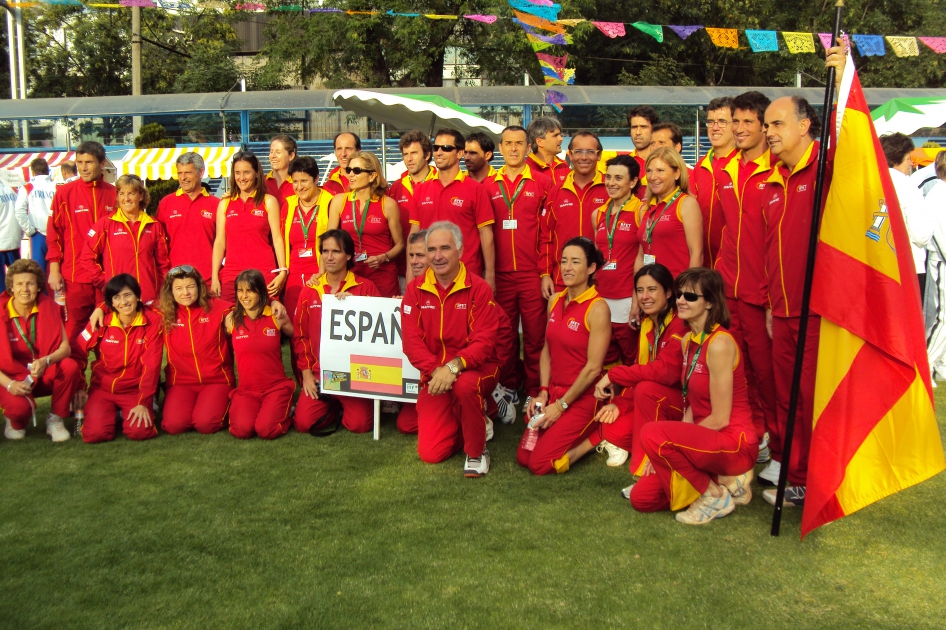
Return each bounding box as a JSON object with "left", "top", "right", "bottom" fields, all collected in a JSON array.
[
  {"left": 350, "top": 363, "right": 403, "bottom": 387},
  {"left": 813, "top": 321, "right": 864, "bottom": 424},
  {"left": 836, "top": 369, "right": 944, "bottom": 515}
]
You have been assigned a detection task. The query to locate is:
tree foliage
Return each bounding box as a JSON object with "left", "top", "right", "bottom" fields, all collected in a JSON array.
[{"left": 133, "top": 122, "right": 177, "bottom": 215}]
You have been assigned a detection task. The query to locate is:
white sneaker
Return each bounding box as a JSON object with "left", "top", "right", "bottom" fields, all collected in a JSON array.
[
  {"left": 756, "top": 435, "right": 771, "bottom": 464},
  {"left": 596, "top": 440, "right": 629, "bottom": 467},
  {"left": 758, "top": 458, "right": 781, "bottom": 487},
  {"left": 46, "top": 415, "right": 71, "bottom": 442},
  {"left": 675, "top": 487, "right": 735, "bottom": 525},
  {"left": 621, "top": 484, "right": 635, "bottom": 500},
  {"left": 726, "top": 470, "right": 753, "bottom": 506},
  {"left": 464, "top": 447, "right": 490, "bottom": 478},
  {"left": 4, "top": 417, "right": 25, "bottom": 440},
  {"left": 485, "top": 417, "right": 494, "bottom": 442},
  {"left": 491, "top": 385, "right": 516, "bottom": 425},
  {"left": 381, "top": 401, "right": 400, "bottom": 414}
]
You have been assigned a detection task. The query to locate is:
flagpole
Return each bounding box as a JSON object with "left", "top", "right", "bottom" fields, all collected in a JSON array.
[{"left": 770, "top": 0, "right": 845, "bottom": 537}]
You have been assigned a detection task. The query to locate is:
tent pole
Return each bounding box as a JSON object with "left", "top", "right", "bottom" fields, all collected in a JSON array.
[{"left": 380, "top": 123, "right": 387, "bottom": 178}]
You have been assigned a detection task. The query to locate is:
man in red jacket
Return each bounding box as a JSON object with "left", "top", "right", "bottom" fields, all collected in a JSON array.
[
  {"left": 691, "top": 97, "right": 737, "bottom": 267},
  {"left": 401, "top": 221, "right": 502, "bottom": 477},
  {"left": 525, "top": 117, "right": 570, "bottom": 185},
  {"left": 156, "top": 152, "right": 220, "bottom": 280},
  {"left": 46, "top": 141, "right": 116, "bottom": 366}
]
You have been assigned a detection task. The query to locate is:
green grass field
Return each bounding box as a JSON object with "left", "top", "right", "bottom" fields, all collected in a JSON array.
[{"left": 2, "top": 361, "right": 945, "bottom": 629}]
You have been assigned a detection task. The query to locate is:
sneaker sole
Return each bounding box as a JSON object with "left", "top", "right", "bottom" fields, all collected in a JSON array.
[
  {"left": 464, "top": 471, "right": 487, "bottom": 478},
  {"left": 606, "top": 455, "right": 629, "bottom": 467},
  {"left": 675, "top": 501, "right": 735, "bottom": 524},
  {"left": 762, "top": 492, "right": 803, "bottom": 507}
]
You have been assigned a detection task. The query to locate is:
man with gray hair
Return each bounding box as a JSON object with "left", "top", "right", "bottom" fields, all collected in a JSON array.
[
  {"left": 156, "top": 152, "right": 220, "bottom": 279},
  {"left": 401, "top": 220, "right": 503, "bottom": 477},
  {"left": 526, "top": 116, "right": 569, "bottom": 185}
]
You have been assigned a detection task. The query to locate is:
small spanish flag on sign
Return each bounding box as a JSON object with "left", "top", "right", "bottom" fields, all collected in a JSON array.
[{"left": 350, "top": 355, "right": 403, "bottom": 395}]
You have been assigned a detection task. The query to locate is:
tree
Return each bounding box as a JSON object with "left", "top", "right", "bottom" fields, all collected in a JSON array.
[{"left": 134, "top": 122, "right": 177, "bottom": 215}]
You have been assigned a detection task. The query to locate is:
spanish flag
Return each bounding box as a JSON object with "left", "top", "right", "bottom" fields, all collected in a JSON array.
[
  {"left": 350, "top": 354, "right": 403, "bottom": 396},
  {"left": 806, "top": 55, "right": 945, "bottom": 537}
]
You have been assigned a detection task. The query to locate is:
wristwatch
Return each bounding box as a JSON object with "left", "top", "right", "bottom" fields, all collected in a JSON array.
[
  {"left": 557, "top": 399, "right": 569, "bottom": 411},
  {"left": 446, "top": 361, "right": 460, "bottom": 375}
]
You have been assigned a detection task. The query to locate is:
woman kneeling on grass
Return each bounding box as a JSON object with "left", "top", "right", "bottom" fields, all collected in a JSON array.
[
  {"left": 629, "top": 268, "right": 758, "bottom": 524},
  {"left": 77, "top": 274, "right": 163, "bottom": 443},
  {"left": 520, "top": 237, "right": 611, "bottom": 475},
  {"left": 0, "top": 259, "right": 82, "bottom": 442},
  {"left": 225, "top": 269, "right": 294, "bottom": 440}
]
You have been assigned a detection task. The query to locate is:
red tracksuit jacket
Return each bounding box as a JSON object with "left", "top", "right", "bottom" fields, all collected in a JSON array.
[
  {"left": 164, "top": 298, "right": 235, "bottom": 388},
  {"left": 401, "top": 264, "right": 501, "bottom": 377},
  {"left": 292, "top": 271, "right": 381, "bottom": 377},
  {"left": 78, "top": 305, "right": 163, "bottom": 404},
  {"left": 609, "top": 312, "right": 687, "bottom": 415},
  {"left": 539, "top": 170, "right": 609, "bottom": 286},
  {"left": 691, "top": 148, "right": 737, "bottom": 268},
  {"left": 46, "top": 178, "right": 117, "bottom": 284},
  {"left": 322, "top": 167, "right": 349, "bottom": 196},
  {"left": 525, "top": 153, "right": 570, "bottom": 185},
  {"left": 82, "top": 209, "right": 171, "bottom": 305},
  {"left": 716, "top": 150, "right": 774, "bottom": 305},
  {"left": 484, "top": 165, "right": 552, "bottom": 273}
]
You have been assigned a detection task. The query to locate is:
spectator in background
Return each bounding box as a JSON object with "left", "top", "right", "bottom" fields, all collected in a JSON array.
[
  {"left": 323, "top": 132, "right": 362, "bottom": 195},
  {"left": 526, "top": 117, "right": 570, "bottom": 185},
  {"left": 922, "top": 151, "right": 946, "bottom": 379},
  {"left": 59, "top": 161, "right": 78, "bottom": 184},
  {"left": 14, "top": 158, "right": 57, "bottom": 271},
  {"left": 627, "top": 106, "right": 659, "bottom": 171},
  {"left": 463, "top": 132, "right": 496, "bottom": 183},
  {"left": 651, "top": 122, "right": 684, "bottom": 154},
  {"left": 266, "top": 135, "right": 297, "bottom": 206},
  {"left": 389, "top": 130, "right": 437, "bottom": 284},
  {"left": 0, "top": 176, "right": 22, "bottom": 277}
]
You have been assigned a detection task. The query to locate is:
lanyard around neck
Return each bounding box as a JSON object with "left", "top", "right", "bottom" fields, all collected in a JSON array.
[{"left": 644, "top": 189, "right": 682, "bottom": 244}]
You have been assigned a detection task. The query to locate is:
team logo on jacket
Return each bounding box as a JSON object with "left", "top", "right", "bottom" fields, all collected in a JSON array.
[
  {"left": 757, "top": 182, "right": 766, "bottom": 190},
  {"left": 369, "top": 216, "right": 383, "bottom": 224},
  {"left": 113, "top": 228, "right": 128, "bottom": 236},
  {"left": 104, "top": 337, "right": 120, "bottom": 344},
  {"left": 567, "top": 317, "right": 580, "bottom": 331},
  {"left": 87, "top": 229, "right": 96, "bottom": 237},
  {"left": 594, "top": 195, "right": 608, "bottom": 205},
  {"left": 450, "top": 197, "right": 464, "bottom": 207},
  {"left": 199, "top": 316, "right": 211, "bottom": 323},
  {"left": 264, "top": 327, "right": 277, "bottom": 337},
  {"left": 76, "top": 206, "right": 89, "bottom": 213},
  {"left": 524, "top": 191, "right": 535, "bottom": 198},
  {"left": 455, "top": 303, "right": 467, "bottom": 310},
  {"left": 421, "top": 300, "right": 435, "bottom": 310},
  {"left": 619, "top": 222, "right": 633, "bottom": 232},
  {"left": 403, "top": 305, "right": 412, "bottom": 314},
  {"left": 202, "top": 211, "right": 213, "bottom": 219},
  {"left": 252, "top": 209, "right": 266, "bottom": 217},
  {"left": 693, "top": 363, "right": 705, "bottom": 373},
  {"left": 796, "top": 184, "right": 808, "bottom": 193},
  {"left": 136, "top": 338, "right": 146, "bottom": 344}
]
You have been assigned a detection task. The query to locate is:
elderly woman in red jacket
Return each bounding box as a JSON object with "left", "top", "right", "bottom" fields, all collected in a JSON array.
[{"left": 0, "top": 259, "right": 82, "bottom": 442}]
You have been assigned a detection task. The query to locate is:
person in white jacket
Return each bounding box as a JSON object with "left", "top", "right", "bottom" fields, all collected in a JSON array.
[
  {"left": 0, "top": 179, "right": 23, "bottom": 276},
  {"left": 921, "top": 152, "right": 946, "bottom": 380},
  {"left": 881, "top": 133, "right": 934, "bottom": 301},
  {"left": 14, "top": 158, "right": 57, "bottom": 271}
]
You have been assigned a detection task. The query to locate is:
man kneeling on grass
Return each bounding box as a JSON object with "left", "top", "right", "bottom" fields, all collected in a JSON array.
[{"left": 401, "top": 221, "right": 502, "bottom": 477}]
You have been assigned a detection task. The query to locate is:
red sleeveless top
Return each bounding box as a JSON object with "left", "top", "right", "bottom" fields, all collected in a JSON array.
[
  {"left": 223, "top": 196, "right": 277, "bottom": 280},
  {"left": 637, "top": 188, "right": 690, "bottom": 278},
  {"left": 229, "top": 306, "right": 292, "bottom": 392},
  {"left": 546, "top": 285, "right": 603, "bottom": 389},
  {"left": 593, "top": 198, "right": 642, "bottom": 299}
]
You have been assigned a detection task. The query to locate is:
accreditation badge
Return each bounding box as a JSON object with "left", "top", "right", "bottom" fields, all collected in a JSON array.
[
  {"left": 603, "top": 260, "right": 617, "bottom": 271},
  {"left": 643, "top": 254, "right": 656, "bottom": 266},
  {"left": 298, "top": 248, "right": 314, "bottom": 258},
  {"left": 502, "top": 219, "right": 518, "bottom": 230},
  {"left": 356, "top": 252, "right": 368, "bottom": 262}
]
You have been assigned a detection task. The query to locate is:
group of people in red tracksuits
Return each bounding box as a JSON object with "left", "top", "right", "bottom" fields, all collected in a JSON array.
[{"left": 1, "top": 46, "right": 848, "bottom": 524}]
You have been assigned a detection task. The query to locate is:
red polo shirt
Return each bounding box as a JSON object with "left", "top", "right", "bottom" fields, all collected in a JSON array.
[
  {"left": 389, "top": 166, "right": 438, "bottom": 276},
  {"left": 483, "top": 165, "right": 552, "bottom": 273},
  {"left": 322, "top": 167, "right": 349, "bottom": 196},
  {"left": 265, "top": 172, "right": 294, "bottom": 207},
  {"left": 156, "top": 188, "right": 219, "bottom": 280}
]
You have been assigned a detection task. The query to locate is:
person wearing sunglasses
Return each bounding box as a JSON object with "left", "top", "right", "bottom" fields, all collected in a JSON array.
[
  {"left": 265, "top": 135, "right": 298, "bottom": 207},
  {"left": 691, "top": 97, "right": 737, "bottom": 268},
  {"left": 405, "top": 129, "right": 495, "bottom": 291},
  {"left": 584, "top": 263, "right": 687, "bottom": 479},
  {"left": 593, "top": 154, "right": 644, "bottom": 365},
  {"left": 282, "top": 156, "right": 334, "bottom": 316},
  {"left": 81, "top": 174, "right": 171, "bottom": 305},
  {"left": 635, "top": 147, "right": 704, "bottom": 279},
  {"left": 629, "top": 268, "right": 757, "bottom": 524},
  {"left": 211, "top": 152, "right": 287, "bottom": 302},
  {"left": 520, "top": 236, "right": 611, "bottom": 476},
  {"left": 327, "top": 152, "right": 403, "bottom": 297}
]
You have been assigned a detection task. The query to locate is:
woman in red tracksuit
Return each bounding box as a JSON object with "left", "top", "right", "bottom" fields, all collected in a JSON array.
[
  {"left": 519, "top": 237, "right": 611, "bottom": 475},
  {"left": 82, "top": 174, "right": 171, "bottom": 305},
  {"left": 293, "top": 229, "right": 380, "bottom": 435},
  {"left": 593, "top": 154, "right": 644, "bottom": 364},
  {"left": 630, "top": 268, "right": 759, "bottom": 524},
  {"left": 77, "top": 274, "right": 163, "bottom": 443},
  {"left": 584, "top": 264, "right": 686, "bottom": 481},
  {"left": 211, "top": 151, "right": 288, "bottom": 302},
  {"left": 159, "top": 265, "right": 236, "bottom": 435},
  {"left": 225, "top": 269, "right": 294, "bottom": 439},
  {"left": 635, "top": 148, "right": 704, "bottom": 279},
  {"left": 327, "top": 151, "right": 404, "bottom": 297}
]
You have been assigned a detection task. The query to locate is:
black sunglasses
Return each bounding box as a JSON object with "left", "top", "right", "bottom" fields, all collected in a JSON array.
[
  {"left": 432, "top": 144, "right": 459, "bottom": 152},
  {"left": 677, "top": 291, "right": 704, "bottom": 302},
  {"left": 168, "top": 264, "right": 196, "bottom": 277},
  {"left": 344, "top": 167, "right": 375, "bottom": 175}
]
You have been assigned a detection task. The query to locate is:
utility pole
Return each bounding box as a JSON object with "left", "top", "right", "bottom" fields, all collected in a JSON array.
[
  {"left": 15, "top": 6, "right": 27, "bottom": 144},
  {"left": 131, "top": 6, "right": 142, "bottom": 136}
]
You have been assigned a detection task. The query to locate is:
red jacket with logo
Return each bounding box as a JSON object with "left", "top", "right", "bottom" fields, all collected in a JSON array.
[
  {"left": 483, "top": 165, "right": 552, "bottom": 273},
  {"left": 292, "top": 271, "right": 381, "bottom": 377},
  {"left": 401, "top": 264, "right": 501, "bottom": 377},
  {"left": 164, "top": 298, "right": 235, "bottom": 388},
  {"left": 78, "top": 305, "right": 163, "bottom": 403},
  {"left": 322, "top": 167, "right": 349, "bottom": 196},
  {"left": 540, "top": 170, "right": 609, "bottom": 285},
  {"left": 525, "top": 153, "right": 570, "bottom": 186},
  {"left": 82, "top": 209, "right": 171, "bottom": 305},
  {"left": 156, "top": 188, "right": 220, "bottom": 280},
  {"left": 46, "top": 178, "right": 117, "bottom": 283},
  {"left": 389, "top": 167, "right": 438, "bottom": 276},
  {"left": 691, "top": 148, "right": 737, "bottom": 268}
]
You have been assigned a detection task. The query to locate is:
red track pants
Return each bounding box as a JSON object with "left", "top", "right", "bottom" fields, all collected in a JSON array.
[
  {"left": 228, "top": 380, "right": 294, "bottom": 440},
  {"left": 397, "top": 402, "right": 418, "bottom": 434},
  {"left": 607, "top": 322, "right": 638, "bottom": 367},
  {"left": 294, "top": 393, "right": 374, "bottom": 434},
  {"left": 417, "top": 367, "right": 497, "bottom": 462},
  {"left": 589, "top": 381, "right": 684, "bottom": 476},
  {"left": 771, "top": 315, "right": 820, "bottom": 486},
  {"left": 63, "top": 282, "right": 99, "bottom": 369},
  {"left": 354, "top": 260, "right": 399, "bottom": 297},
  {"left": 516, "top": 387, "right": 598, "bottom": 475},
  {"left": 631, "top": 422, "right": 757, "bottom": 512},
  {"left": 727, "top": 298, "right": 776, "bottom": 441},
  {"left": 0, "top": 358, "right": 82, "bottom": 429},
  {"left": 495, "top": 271, "right": 546, "bottom": 396},
  {"left": 82, "top": 390, "right": 158, "bottom": 443},
  {"left": 162, "top": 383, "right": 232, "bottom": 435}
]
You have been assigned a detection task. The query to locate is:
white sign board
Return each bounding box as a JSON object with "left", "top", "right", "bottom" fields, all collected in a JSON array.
[{"left": 318, "top": 295, "right": 420, "bottom": 402}]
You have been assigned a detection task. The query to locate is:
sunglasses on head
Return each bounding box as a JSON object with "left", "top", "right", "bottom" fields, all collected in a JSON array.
[
  {"left": 168, "top": 264, "right": 195, "bottom": 277},
  {"left": 344, "top": 167, "right": 374, "bottom": 175},
  {"left": 432, "top": 144, "right": 459, "bottom": 153},
  {"left": 677, "top": 291, "right": 704, "bottom": 302},
  {"left": 232, "top": 150, "right": 256, "bottom": 162}
]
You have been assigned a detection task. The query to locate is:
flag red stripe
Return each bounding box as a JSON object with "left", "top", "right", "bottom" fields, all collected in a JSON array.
[
  {"left": 350, "top": 354, "right": 403, "bottom": 368},
  {"left": 350, "top": 381, "right": 402, "bottom": 395}
]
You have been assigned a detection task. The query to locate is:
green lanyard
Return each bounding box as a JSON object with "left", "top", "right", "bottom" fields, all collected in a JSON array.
[
  {"left": 644, "top": 189, "right": 682, "bottom": 245},
  {"left": 350, "top": 195, "right": 371, "bottom": 250},
  {"left": 499, "top": 177, "right": 527, "bottom": 220},
  {"left": 12, "top": 314, "right": 37, "bottom": 359},
  {"left": 648, "top": 317, "right": 666, "bottom": 362},
  {"left": 296, "top": 202, "right": 320, "bottom": 245},
  {"left": 604, "top": 197, "right": 634, "bottom": 253},
  {"left": 681, "top": 332, "right": 708, "bottom": 399}
]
